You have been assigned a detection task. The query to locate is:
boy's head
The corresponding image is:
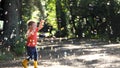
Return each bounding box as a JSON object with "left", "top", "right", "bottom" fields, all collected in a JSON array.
[{"left": 28, "top": 21, "right": 37, "bottom": 29}]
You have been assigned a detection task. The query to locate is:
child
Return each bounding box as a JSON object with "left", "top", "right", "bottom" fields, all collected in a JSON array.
[{"left": 22, "top": 20, "right": 44, "bottom": 68}]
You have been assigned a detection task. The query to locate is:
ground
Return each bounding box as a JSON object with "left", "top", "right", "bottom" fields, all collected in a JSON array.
[{"left": 0, "top": 38, "right": 120, "bottom": 68}]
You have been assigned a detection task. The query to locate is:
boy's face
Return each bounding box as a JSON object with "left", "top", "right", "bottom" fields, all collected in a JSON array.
[{"left": 31, "top": 23, "right": 37, "bottom": 29}]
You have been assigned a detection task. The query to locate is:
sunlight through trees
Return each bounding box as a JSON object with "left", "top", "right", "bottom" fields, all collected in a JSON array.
[{"left": 0, "top": 1, "right": 120, "bottom": 68}]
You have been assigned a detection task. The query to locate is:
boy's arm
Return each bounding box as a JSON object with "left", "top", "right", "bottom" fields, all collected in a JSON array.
[
  {"left": 38, "top": 20, "right": 44, "bottom": 31},
  {"left": 26, "top": 30, "right": 30, "bottom": 38},
  {"left": 26, "top": 29, "right": 34, "bottom": 38}
]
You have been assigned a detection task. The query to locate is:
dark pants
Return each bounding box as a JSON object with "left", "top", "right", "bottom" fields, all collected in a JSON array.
[{"left": 26, "top": 46, "right": 38, "bottom": 61}]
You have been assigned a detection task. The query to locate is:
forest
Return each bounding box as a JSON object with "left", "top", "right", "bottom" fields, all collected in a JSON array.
[{"left": 0, "top": 0, "right": 120, "bottom": 62}]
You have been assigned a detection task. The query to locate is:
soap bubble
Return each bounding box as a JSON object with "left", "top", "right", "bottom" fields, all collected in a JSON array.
[
  {"left": 9, "top": 3, "right": 11, "bottom": 6},
  {"left": 64, "top": 51, "right": 67, "bottom": 57},
  {"left": 5, "top": 11, "right": 8, "bottom": 15},
  {"left": 4, "top": 37, "right": 8, "bottom": 40},
  {"left": 16, "top": 9, "right": 18, "bottom": 11}
]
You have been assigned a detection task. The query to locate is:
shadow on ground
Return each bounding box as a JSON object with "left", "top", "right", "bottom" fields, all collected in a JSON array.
[{"left": 0, "top": 38, "right": 120, "bottom": 68}]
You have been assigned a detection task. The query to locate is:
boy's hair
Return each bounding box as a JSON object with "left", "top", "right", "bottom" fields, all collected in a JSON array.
[{"left": 28, "top": 21, "right": 35, "bottom": 26}]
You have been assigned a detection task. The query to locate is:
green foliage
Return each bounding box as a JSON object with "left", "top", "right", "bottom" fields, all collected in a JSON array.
[
  {"left": 22, "top": 0, "right": 33, "bottom": 22},
  {"left": 55, "top": 0, "right": 69, "bottom": 37},
  {"left": 21, "top": 0, "right": 120, "bottom": 41},
  {"left": 0, "top": 52, "right": 14, "bottom": 61},
  {"left": 46, "top": 0, "right": 57, "bottom": 29},
  {"left": 13, "top": 37, "right": 26, "bottom": 56},
  {"left": 63, "top": 0, "right": 120, "bottom": 40}
]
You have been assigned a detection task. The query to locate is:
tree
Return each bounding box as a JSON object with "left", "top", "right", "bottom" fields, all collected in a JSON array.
[
  {"left": 1, "top": 0, "right": 22, "bottom": 53},
  {"left": 55, "top": 0, "right": 68, "bottom": 37}
]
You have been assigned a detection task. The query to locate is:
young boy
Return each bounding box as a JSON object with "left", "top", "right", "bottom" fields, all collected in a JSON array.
[{"left": 22, "top": 20, "right": 44, "bottom": 68}]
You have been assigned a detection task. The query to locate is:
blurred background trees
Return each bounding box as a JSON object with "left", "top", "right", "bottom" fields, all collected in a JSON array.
[
  {"left": 55, "top": 0, "right": 120, "bottom": 41},
  {"left": 0, "top": 0, "right": 120, "bottom": 55}
]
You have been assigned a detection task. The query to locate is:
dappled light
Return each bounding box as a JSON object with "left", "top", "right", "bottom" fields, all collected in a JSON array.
[
  {"left": 31, "top": 39, "right": 120, "bottom": 68},
  {"left": 1, "top": 37, "right": 120, "bottom": 68},
  {"left": 16, "top": 39, "right": 113, "bottom": 68},
  {"left": 1, "top": 0, "right": 120, "bottom": 68}
]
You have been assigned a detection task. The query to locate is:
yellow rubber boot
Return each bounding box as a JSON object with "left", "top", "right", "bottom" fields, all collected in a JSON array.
[
  {"left": 22, "top": 59, "right": 28, "bottom": 68},
  {"left": 34, "top": 61, "right": 38, "bottom": 68}
]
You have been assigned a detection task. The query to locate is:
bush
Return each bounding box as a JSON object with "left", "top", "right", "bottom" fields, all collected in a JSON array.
[
  {"left": 13, "top": 37, "right": 26, "bottom": 56},
  {"left": 0, "top": 52, "right": 14, "bottom": 61}
]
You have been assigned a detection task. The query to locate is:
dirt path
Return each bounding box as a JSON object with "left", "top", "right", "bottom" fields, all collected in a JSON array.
[{"left": 0, "top": 39, "right": 120, "bottom": 68}]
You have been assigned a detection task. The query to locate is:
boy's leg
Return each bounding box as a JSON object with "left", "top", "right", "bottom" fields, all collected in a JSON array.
[
  {"left": 34, "top": 61, "right": 38, "bottom": 68},
  {"left": 34, "top": 47, "right": 38, "bottom": 68},
  {"left": 22, "top": 46, "right": 33, "bottom": 68},
  {"left": 27, "top": 46, "right": 34, "bottom": 60},
  {"left": 34, "top": 48, "right": 38, "bottom": 61},
  {"left": 22, "top": 46, "right": 29, "bottom": 68},
  {"left": 22, "top": 59, "right": 28, "bottom": 68}
]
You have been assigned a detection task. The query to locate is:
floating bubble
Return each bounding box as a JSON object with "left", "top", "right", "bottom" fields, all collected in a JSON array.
[
  {"left": 3, "top": 52, "right": 5, "bottom": 55},
  {"left": 51, "top": 40, "right": 53, "bottom": 43},
  {"left": 21, "top": 38, "right": 23, "bottom": 42},
  {"left": 51, "top": 37, "right": 54, "bottom": 43},
  {"left": 70, "top": 50, "right": 72, "bottom": 52},
  {"left": 49, "top": 53, "right": 51, "bottom": 56},
  {"left": 14, "top": 34, "right": 16, "bottom": 37},
  {"left": 10, "top": 33, "right": 14, "bottom": 39},
  {"left": 50, "top": 57, "right": 52, "bottom": 59},
  {"left": 14, "top": 58, "right": 16, "bottom": 60},
  {"left": 6, "top": 20, "right": 8, "bottom": 23},
  {"left": 42, "top": 47, "right": 44, "bottom": 49},
  {"left": 12, "top": 30, "right": 15, "bottom": 32},
  {"left": 9, "top": 3, "right": 11, "bottom": 6},
  {"left": 64, "top": 51, "right": 67, "bottom": 57},
  {"left": 70, "top": 3, "right": 73, "bottom": 6},
  {"left": 71, "top": 41, "right": 74, "bottom": 44},
  {"left": 16, "top": 41, "right": 19, "bottom": 44},
  {"left": 39, "top": 55, "right": 42, "bottom": 58},
  {"left": 82, "top": 52, "right": 85, "bottom": 55},
  {"left": 16, "top": 9, "right": 18, "bottom": 11},
  {"left": 19, "top": 21, "right": 22, "bottom": 24},
  {"left": 107, "top": 2, "right": 110, "bottom": 5},
  {"left": 22, "top": 3, "right": 25, "bottom": 5},
  {"left": 54, "top": 48, "right": 57, "bottom": 52},
  {"left": 7, "top": 46, "right": 11, "bottom": 51},
  {"left": 1, "top": 31, "right": 4, "bottom": 34},
  {"left": 5, "top": 11, "right": 8, "bottom": 15},
  {"left": 57, "top": 55, "right": 60, "bottom": 58},
  {"left": 4, "top": 37, "right": 8, "bottom": 40},
  {"left": 82, "top": 33, "right": 85, "bottom": 37}
]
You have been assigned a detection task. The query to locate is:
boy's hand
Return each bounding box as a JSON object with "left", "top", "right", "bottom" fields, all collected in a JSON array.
[
  {"left": 40, "top": 20, "right": 45, "bottom": 24},
  {"left": 38, "top": 20, "right": 45, "bottom": 30}
]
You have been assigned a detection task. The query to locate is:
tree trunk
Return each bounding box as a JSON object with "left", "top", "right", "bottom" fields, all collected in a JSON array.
[{"left": 2, "top": 0, "right": 21, "bottom": 47}]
